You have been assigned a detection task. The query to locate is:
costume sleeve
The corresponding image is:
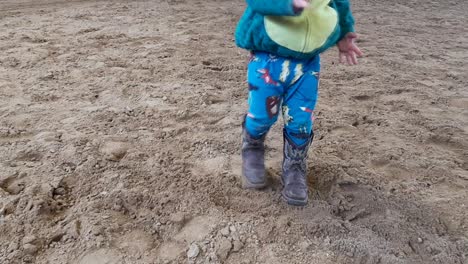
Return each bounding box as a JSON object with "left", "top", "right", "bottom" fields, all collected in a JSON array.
[
  {"left": 334, "top": 0, "right": 355, "bottom": 39},
  {"left": 246, "top": 0, "right": 298, "bottom": 16}
]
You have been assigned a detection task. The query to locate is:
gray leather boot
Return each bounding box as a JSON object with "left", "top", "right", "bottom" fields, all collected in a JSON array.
[
  {"left": 241, "top": 127, "right": 267, "bottom": 189},
  {"left": 281, "top": 130, "right": 313, "bottom": 206}
]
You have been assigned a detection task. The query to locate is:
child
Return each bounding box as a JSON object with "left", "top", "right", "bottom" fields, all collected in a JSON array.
[{"left": 235, "top": 0, "right": 363, "bottom": 206}]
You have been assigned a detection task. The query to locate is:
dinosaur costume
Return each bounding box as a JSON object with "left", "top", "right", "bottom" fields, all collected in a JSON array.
[
  {"left": 235, "top": 0, "right": 355, "bottom": 59},
  {"left": 236, "top": 0, "right": 356, "bottom": 206}
]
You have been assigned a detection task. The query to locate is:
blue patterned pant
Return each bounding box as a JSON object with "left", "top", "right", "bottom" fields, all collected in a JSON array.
[{"left": 245, "top": 51, "right": 320, "bottom": 146}]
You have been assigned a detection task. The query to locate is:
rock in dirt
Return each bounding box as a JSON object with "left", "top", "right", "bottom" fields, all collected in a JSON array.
[
  {"left": 229, "top": 226, "right": 237, "bottom": 233},
  {"left": 5, "top": 181, "right": 25, "bottom": 195},
  {"left": 220, "top": 226, "right": 230, "bottom": 237},
  {"left": 22, "top": 235, "right": 38, "bottom": 245},
  {"left": 169, "top": 212, "right": 186, "bottom": 224},
  {"left": 53, "top": 187, "right": 66, "bottom": 196},
  {"left": 187, "top": 243, "right": 200, "bottom": 259},
  {"left": 232, "top": 240, "right": 243, "bottom": 252},
  {"left": 216, "top": 237, "right": 232, "bottom": 261},
  {"left": 23, "top": 244, "right": 39, "bottom": 255},
  {"left": 100, "top": 142, "right": 129, "bottom": 161}
]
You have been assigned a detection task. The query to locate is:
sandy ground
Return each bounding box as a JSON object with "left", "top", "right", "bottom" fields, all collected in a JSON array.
[{"left": 0, "top": 0, "right": 467, "bottom": 263}]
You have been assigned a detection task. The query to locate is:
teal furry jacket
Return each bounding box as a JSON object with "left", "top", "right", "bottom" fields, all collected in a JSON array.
[{"left": 235, "top": 0, "right": 355, "bottom": 59}]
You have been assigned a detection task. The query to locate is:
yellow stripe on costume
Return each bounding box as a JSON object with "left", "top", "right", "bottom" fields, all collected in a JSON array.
[
  {"left": 291, "top": 64, "right": 303, "bottom": 84},
  {"left": 279, "top": 60, "right": 290, "bottom": 83}
]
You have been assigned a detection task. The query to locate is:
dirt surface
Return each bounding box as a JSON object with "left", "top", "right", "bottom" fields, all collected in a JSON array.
[{"left": 1, "top": 0, "right": 467, "bottom": 263}]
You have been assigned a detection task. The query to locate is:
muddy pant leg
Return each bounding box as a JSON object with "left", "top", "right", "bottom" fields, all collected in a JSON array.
[
  {"left": 245, "top": 52, "right": 285, "bottom": 138},
  {"left": 282, "top": 57, "right": 320, "bottom": 145}
]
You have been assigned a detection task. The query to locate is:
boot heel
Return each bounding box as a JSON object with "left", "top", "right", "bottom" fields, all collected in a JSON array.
[{"left": 242, "top": 176, "right": 267, "bottom": 189}]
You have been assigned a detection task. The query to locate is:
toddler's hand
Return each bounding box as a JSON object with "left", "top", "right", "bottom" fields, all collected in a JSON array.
[
  {"left": 337, "top": 32, "right": 363, "bottom": 66},
  {"left": 293, "top": 0, "right": 309, "bottom": 12}
]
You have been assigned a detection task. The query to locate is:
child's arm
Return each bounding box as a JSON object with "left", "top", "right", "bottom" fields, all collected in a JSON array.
[
  {"left": 246, "top": 0, "right": 308, "bottom": 16},
  {"left": 334, "top": 0, "right": 355, "bottom": 40},
  {"left": 335, "top": 0, "right": 363, "bottom": 65}
]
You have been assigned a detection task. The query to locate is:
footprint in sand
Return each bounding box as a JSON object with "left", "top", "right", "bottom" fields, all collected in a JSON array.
[
  {"left": 174, "top": 215, "right": 217, "bottom": 243},
  {"left": 77, "top": 249, "right": 122, "bottom": 264},
  {"left": 191, "top": 156, "right": 228, "bottom": 177},
  {"left": 116, "top": 230, "right": 154, "bottom": 256},
  {"left": 156, "top": 215, "right": 216, "bottom": 262},
  {"left": 0, "top": 172, "right": 26, "bottom": 195}
]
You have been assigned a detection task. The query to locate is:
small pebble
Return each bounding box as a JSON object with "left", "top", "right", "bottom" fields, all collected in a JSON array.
[
  {"left": 100, "top": 141, "right": 129, "bottom": 161},
  {"left": 187, "top": 243, "right": 200, "bottom": 259},
  {"left": 23, "top": 244, "right": 39, "bottom": 255},
  {"left": 232, "top": 240, "right": 244, "bottom": 252},
  {"left": 22, "top": 236, "right": 37, "bottom": 245},
  {"left": 216, "top": 237, "right": 232, "bottom": 261},
  {"left": 169, "top": 212, "right": 185, "bottom": 224},
  {"left": 220, "top": 226, "right": 230, "bottom": 237},
  {"left": 6, "top": 182, "right": 24, "bottom": 195},
  {"left": 229, "top": 226, "right": 237, "bottom": 233},
  {"left": 54, "top": 187, "right": 66, "bottom": 196}
]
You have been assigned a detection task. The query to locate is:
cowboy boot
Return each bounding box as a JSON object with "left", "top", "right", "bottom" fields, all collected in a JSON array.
[
  {"left": 241, "top": 127, "right": 267, "bottom": 189},
  {"left": 281, "top": 130, "right": 313, "bottom": 206}
]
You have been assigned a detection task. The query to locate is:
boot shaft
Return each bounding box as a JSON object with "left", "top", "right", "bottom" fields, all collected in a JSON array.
[
  {"left": 281, "top": 130, "right": 314, "bottom": 206},
  {"left": 241, "top": 126, "right": 267, "bottom": 189},
  {"left": 241, "top": 114, "right": 267, "bottom": 151},
  {"left": 242, "top": 128, "right": 266, "bottom": 151},
  {"left": 282, "top": 130, "right": 314, "bottom": 175}
]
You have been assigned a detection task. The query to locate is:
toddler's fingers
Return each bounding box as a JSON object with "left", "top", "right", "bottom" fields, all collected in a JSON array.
[
  {"left": 346, "top": 54, "right": 353, "bottom": 65},
  {"left": 293, "top": 0, "right": 309, "bottom": 9},
  {"left": 352, "top": 45, "right": 364, "bottom": 57},
  {"left": 339, "top": 52, "right": 346, "bottom": 64},
  {"left": 351, "top": 51, "right": 358, "bottom": 65}
]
